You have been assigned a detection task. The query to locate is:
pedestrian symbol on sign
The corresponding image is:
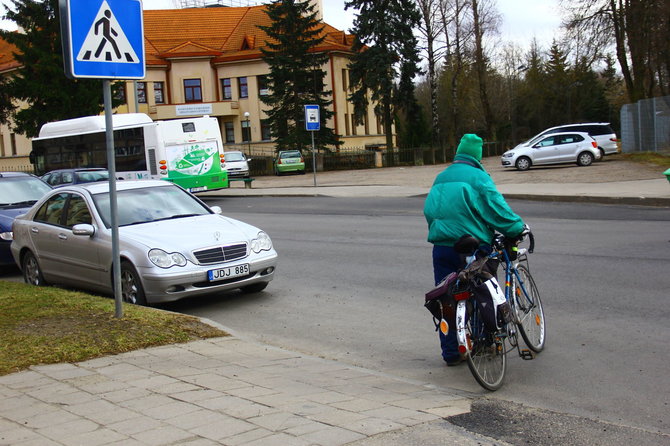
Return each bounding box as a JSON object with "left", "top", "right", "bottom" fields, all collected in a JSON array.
[{"left": 76, "top": 0, "right": 139, "bottom": 63}]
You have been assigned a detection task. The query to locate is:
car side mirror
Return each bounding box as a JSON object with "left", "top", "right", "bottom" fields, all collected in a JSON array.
[
  {"left": 247, "top": 158, "right": 252, "bottom": 162},
  {"left": 210, "top": 205, "right": 223, "bottom": 215},
  {"left": 72, "top": 223, "right": 95, "bottom": 237}
]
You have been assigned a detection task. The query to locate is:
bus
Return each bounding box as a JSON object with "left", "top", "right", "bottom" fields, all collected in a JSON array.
[{"left": 30, "top": 113, "right": 228, "bottom": 192}]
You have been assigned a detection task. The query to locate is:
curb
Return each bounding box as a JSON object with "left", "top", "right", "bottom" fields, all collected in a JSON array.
[{"left": 502, "top": 194, "right": 670, "bottom": 207}]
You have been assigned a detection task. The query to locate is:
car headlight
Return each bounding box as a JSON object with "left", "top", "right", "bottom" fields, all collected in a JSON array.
[
  {"left": 502, "top": 152, "right": 514, "bottom": 158},
  {"left": 0, "top": 231, "right": 12, "bottom": 241},
  {"left": 148, "top": 248, "right": 187, "bottom": 268},
  {"left": 251, "top": 231, "right": 272, "bottom": 253}
]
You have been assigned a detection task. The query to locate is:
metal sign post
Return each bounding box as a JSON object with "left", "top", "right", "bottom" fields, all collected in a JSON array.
[
  {"left": 304, "top": 105, "right": 320, "bottom": 189},
  {"left": 60, "top": 0, "right": 145, "bottom": 318}
]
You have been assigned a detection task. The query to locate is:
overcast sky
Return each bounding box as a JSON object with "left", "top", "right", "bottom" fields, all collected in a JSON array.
[{"left": 1, "top": 0, "right": 562, "bottom": 50}]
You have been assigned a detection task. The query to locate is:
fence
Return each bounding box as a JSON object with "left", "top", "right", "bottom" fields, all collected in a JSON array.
[
  {"left": 0, "top": 164, "right": 33, "bottom": 173},
  {"left": 241, "top": 142, "right": 515, "bottom": 177},
  {"left": 620, "top": 95, "right": 670, "bottom": 153}
]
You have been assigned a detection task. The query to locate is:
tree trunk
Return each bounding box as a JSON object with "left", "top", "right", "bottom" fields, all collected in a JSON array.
[{"left": 472, "top": 0, "right": 495, "bottom": 140}]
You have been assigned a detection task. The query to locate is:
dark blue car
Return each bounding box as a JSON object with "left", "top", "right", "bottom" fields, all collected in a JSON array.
[{"left": 0, "top": 172, "right": 52, "bottom": 266}]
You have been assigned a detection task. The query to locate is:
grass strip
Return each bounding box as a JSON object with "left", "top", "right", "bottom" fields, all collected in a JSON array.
[{"left": 0, "top": 280, "right": 228, "bottom": 376}]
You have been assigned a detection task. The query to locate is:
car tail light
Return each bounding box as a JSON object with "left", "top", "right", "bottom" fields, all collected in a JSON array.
[
  {"left": 610, "top": 138, "right": 617, "bottom": 141},
  {"left": 278, "top": 159, "right": 283, "bottom": 164},
  {"left": 591, "top": 141, "right": 597, "bottom": 148}
]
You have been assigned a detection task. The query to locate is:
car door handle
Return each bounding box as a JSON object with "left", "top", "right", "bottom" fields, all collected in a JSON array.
[
  {"left": 58, "top": 234, "right": 68, "bottom": 240},
  {"left": 30, "top": 227, "right": 39, "bottom": 234}
]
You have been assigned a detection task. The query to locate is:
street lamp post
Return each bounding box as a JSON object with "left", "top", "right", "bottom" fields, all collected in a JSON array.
[{"left": 243, "top": 111, "right": 251, "bottom": 155}]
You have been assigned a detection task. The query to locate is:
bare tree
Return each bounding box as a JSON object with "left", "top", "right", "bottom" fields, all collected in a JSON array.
[
  {"left": 415, "top": 0, "right": 444, "bottom": 156},
  {"left": 471, "top": 0, "right": 500, "bottom": 139},
  {"left": 563, "top": 0, "right": 668, "bottom": 101},
  {"left": 438, "top": 0, "right": 472, "bottom": 148}
]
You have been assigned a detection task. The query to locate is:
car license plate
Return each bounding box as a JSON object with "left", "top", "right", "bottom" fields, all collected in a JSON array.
[
  {"left": 208, "top": 264, "right": 250, "bottom": 282},
  {"left": 190, "top": 186, "right": 207, "bottom": 192}
]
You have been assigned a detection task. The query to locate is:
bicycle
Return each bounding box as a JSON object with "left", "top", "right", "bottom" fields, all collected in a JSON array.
[{"left": 425, "top": 229, "right": 546, "bottom": 391}]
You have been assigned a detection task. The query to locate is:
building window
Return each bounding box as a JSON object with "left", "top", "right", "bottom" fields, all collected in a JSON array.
[
  {"left": 224, "top": 121, "right": 235, "bottom": 143},
  {"left": 241, "top": 119, "right": 251, "bottom": 142},
  {"left": 154, "top": 82, "right": 165, "bottom": 104},
  {"left": 0, "top": 134, "right": 4, "bottom": 157},
  {"left": 10, "top": 133, "right": 17, "bottom": 156},
  {"left": 184, "top": 79, "right": 202, "bottom": 103},
  {"left": 238, "top": 77, "right": 248, "bottom": 99},
  {"left": 351, "top": 115, "right": 357, "bottom": 136},
  {"left": 363, "top": 113, "right": 369, "bottom": 135},
  {"left": 221, "top": 78, "right": 232, "bottom": 100},
  {"left": 260, "top": 119, "right": 271, "bottom": 141},
  {"left": 376, "top": 113, "right": 382, "bottom": 135},
  {"left": 258, "top": 75, "right": 269, "bottom": 96},
  {"left": 114, "top": 83, "right": 126, "bottom": 102},
  {"left": 342, "top": 69, "right": 348, "bottom": 91},
  {"left": 136, "top": 82, "right": 147, "bottom": 103},
  {"left": 344, "top": 113, "right": 350, "bottom": 136}
]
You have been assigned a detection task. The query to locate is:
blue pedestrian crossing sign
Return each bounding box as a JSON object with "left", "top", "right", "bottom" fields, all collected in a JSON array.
[
  {"left": 60, "top": 0, "right": 145, "bottom": 79},
  {"left": 305, "top": 105, "right": 320, "bottom": 131}
]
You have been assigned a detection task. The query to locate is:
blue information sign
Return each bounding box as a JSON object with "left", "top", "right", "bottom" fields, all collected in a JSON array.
[
  {"left": 60, "top": 0, "right": 145, "bottom": 79},
  {"left": 305, "top": 105, "right": 320, "bottom": 131}
]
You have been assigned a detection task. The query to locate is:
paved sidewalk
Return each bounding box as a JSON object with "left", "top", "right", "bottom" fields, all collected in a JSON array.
[{"left": 0, "top": 333, "right": 506, "bottom": 446}]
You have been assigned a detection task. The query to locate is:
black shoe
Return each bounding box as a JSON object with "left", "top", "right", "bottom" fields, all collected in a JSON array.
[{"left": 446, "top": 357, "right": 465, "bottom": 367}]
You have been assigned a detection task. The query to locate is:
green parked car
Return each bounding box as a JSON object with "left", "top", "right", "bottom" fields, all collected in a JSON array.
[{"left": 274, "top": 150, "right": 305, "bottom": 175}]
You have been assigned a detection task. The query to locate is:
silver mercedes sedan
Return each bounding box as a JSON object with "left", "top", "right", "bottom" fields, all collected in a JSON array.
[{"left": 10, "top": 180, "right": 278, "bottom": 305}]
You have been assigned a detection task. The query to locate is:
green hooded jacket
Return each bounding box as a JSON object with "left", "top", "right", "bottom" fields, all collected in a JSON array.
[{"left": 424, "top": 153, "right": 525, "bottom": 246}]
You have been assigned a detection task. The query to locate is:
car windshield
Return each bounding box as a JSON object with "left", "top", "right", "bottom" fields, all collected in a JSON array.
[
  {"left": 225, "top": 152, "right": 245, "bottom": 161},
  {"left": 75, "top": 171, "right": 109, "bottom": 183},
  {"left": 280, "top": 151, "right": 301, "bottom": 159},
  {"left": 92, "top": 185, "right": 211, "bottom": 228},
  {"left": 0, "top": 176, "right": 52, "bottom": 207}
]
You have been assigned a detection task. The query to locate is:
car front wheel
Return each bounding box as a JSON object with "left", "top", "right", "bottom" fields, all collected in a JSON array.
[
  {"left": 120, "top": 261, "right": 147, "bottom": 305},
  {"left": 577, "top": 152, "right": 594, "bottom": 167},
  {"left": 515, "top": 156, "right": 531, "bottom": 171}
]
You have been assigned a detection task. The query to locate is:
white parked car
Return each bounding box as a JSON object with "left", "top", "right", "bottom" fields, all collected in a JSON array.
[
  {"left": 501, "top": 132, "right": 600, "bottom": 171},
  {"left": 514, "top": 123, "right": 618, "bottom": 159},
  {"left": 223, "top": 151, "right": 251, "bottom": 178},
  {"left": 10, "top": 180, "right": 277, "bottom": 305}
]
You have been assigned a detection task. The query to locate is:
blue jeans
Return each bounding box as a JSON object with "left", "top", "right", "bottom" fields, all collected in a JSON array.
[{"left": 432, "top": 245, "right": 464, "bottom": 364}]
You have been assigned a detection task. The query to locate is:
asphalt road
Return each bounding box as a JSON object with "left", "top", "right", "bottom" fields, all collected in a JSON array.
[
  {"left": 162, "top": 196, "right": 670, "bottom": 440},
  {"left": 3, "top": 195, "right": 668, "bottom": 444}
]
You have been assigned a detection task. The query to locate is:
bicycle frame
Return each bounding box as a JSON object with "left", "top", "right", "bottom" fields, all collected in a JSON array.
[{"left": 455, "top": 237, "right": 535, "bottom": 358}]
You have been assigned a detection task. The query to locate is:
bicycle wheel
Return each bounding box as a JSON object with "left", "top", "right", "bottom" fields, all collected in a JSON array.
[
  {"left": 512, "top": 265, "right": 546, "bottom": 352},
  {"left": 465, "top": 302, "right": 507, "bottom": 391}
]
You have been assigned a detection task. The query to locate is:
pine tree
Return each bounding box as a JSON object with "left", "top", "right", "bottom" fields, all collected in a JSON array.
[
  {"left": 0, "top": 0, "right": 120, "bottom": 137},
  {"left": 345, "top": 0, "right": 421, "bottom": 150},
  {"left": 258, "top": 0, "right": 338, "bottom": 153}
]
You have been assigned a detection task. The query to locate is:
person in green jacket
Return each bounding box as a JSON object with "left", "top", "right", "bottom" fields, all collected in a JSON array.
[{"left": 424, "top": 133, "right": 526, "bottom": 366}]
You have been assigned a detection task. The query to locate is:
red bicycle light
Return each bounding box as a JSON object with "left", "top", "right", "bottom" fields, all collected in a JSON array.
[{"left": 454, "top": 291, "right": 470, "bottom": 301}]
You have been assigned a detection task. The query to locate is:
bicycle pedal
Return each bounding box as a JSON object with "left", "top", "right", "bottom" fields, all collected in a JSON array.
[{"left": 520, "top": 349, "right": 535, "bottom": 360}]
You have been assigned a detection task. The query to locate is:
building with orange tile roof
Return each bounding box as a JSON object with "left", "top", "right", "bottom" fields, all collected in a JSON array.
[{"left": 0, "top": 3, "right": 391, "bottom": 170}]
